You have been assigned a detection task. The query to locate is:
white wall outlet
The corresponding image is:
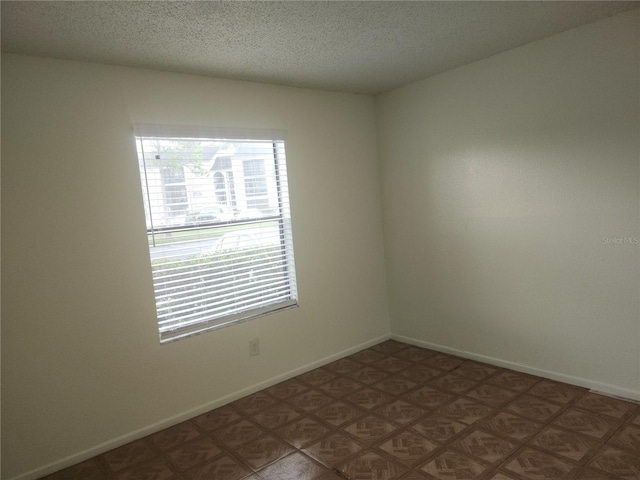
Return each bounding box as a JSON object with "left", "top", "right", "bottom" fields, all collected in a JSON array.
[{"left": 249, "top": 338, "right": 260, "bottom": 356}]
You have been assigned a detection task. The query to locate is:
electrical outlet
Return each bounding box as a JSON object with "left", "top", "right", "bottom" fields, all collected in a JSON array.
[{"left": 249, "top": 338, "right": 260, "bottom": 356}]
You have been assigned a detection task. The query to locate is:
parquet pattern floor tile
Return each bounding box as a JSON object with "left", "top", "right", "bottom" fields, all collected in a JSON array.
[
  {"left": 274, "top": 415, "right": 331, "bottom": 449},
  {"left": 465, "top": 385, "right": 519, "bottom": 408},
  {"left": 451, "top": 362, "right": 498, "bottom": 381},
  {"left": 347, "top": 366, "right": 391, "bottom": 385},
  {"left": 528, "top": 380, "right": 585, "bottom": 405},
  {"left": 265, "top": 379, "right": 309, "bottom": 400},
  {"left": 374, "top": 400, "right": 425, "bottom": 425},
  {"left": 252, "top": 404, "right": 302, "bottom": 430},
  {"left": 297, "top": 368, "right": 338, "bottom": 387},
  {"left": 410, "top": 414, "right": 469, "bottom": 443},
  {"left": 480, "top": 411, "right": 544, "bottom": 441},
  {"left": 115, "top": 457, "right": 176, "bottom": 480},
  {"left": 430, "top": 374, "right": 479, "bottom": 395},
  {"left": 166, "top": 436, "right": 222, "bottom": 471},
  {"left": 576, "top": 393, "right": 637, "bottom": 420},
  {"left": 150, "top": 422, "right": 202, "bottom": 452},
  {"left": 192, "top": 405, "right": 240, "bottom": 432},
  {"left": 419, "top": 448, "right": 490, "bottom": 479},
  {"left": 505, "top": 395, "right": 564, "bottom": 422},
  {"left": 528, "top": 426, "right": 599, "bottom": 463},
  {"left": 345, "top": 386, "right": 394, "bottom": 410},
  {"left": 608, "top": 424, "right": 640, "bottom": 454},
  {"left": 41, "top": 458, "right": 110, "bottom": 480},
  {"left": 342, "top": 415, "right": 398, "bottom": 444},
  {"left": 338, "top": 450, "right": 408, "bottom": 480},
  {"left": 400, "top": 364, "right": 443, "bottom": 383},
  {"left": 102, "top": 440, "right": 157, "bottom": 473},
  {"left": 588, "top": 447, "right": 640, "bottom": 479},
  {"left": 487, "top": 371, "right": 539, "bottom": 393},
  {"left": 39, "top": 340, "right": 640, "bottom": 480},
  {"left": 210, "top": 419, "right": 266, "bottom": 448},
  {"left": 287, "top": 389, "right": 335, "bottom": 412},
  {"left": 375, "top": 356, "right": 414, "bottom": 374},
  {"left": 302, "top": 432, "right": 363, "bottom": 467},
  {"left": 234, "top": 392, "right": 279, "bottom": 416},
  {"left": 376, "top": 430, "right": 439, "bottom": 467},
  {"left": 424, "top": 354, "right": 465, "bottom": 372},
  {"left": 184, "top": 454, "right": 251, "bottom": 480},
  {"left": 406, "top": 385, "right": 454, "bottom": 410},
  {"left": 320, "top": 378, "right": 367, "bottom": 398},
  {"left": 502, "top": 447, "right": 576, "bottom": 479},
  {"left": 552, "top": 408, "right": 622, "bottom": 440},
  {"left": 232, "top": 434, "right": 294, "bottom": 470},
  {"left": 438, "top": 397, "right": 495, "bottom": 425},
  {"left": 449, "top": 428, "right": 518, "bottom": 465}
]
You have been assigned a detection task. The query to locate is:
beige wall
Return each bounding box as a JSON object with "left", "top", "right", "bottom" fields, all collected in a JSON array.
[
  {"left": 1, "top": 55, "right": 390, "bottom": 479},
  {"left": 377, "top": 10, "right": 639, "bottom": 398}
]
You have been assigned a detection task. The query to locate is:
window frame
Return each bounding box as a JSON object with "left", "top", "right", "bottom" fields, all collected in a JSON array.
[{"left": 133, "top": 125, "right": 298, "bottom": 343}]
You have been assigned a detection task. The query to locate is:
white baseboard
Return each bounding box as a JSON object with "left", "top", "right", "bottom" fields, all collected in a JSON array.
[
  {"left": 11, "top": 333, "right": 391, "bottom": 480},
  {"left": 392, "top": 334, "right": 640, "bottom": 402}
]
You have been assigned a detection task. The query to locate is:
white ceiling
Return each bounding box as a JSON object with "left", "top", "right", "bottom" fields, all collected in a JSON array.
[{"left": 2, "top": 1, "right": 638, "bottom": 95}]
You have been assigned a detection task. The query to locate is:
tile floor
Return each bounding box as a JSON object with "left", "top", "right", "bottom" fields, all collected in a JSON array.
[{"left": 41, "top": 340, "right": 640, "bottom": 480}]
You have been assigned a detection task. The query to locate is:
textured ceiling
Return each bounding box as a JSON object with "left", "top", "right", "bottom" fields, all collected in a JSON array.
[{"left": 2, "top": 1, "right": 638, "bottom": 95}]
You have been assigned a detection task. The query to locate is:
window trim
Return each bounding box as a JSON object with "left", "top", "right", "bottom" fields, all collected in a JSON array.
[
  {"left": 134, "top": 126, "right": 298, "bottom": 343},
  {"left": 133, "top": 124, "right": 287, "bottom": 142}
]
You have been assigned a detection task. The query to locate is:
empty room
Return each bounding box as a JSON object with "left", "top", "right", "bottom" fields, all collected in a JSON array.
[{"left": 2, "top": 2, "right": 639, "bottom": 480}]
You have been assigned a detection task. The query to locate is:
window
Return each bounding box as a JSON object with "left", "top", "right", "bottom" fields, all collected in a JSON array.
[
  {"left": 134, "top": 125, "right": 298, "bottom": 343},
  {"left": 213, "top": 172, "right": 227, "bottom": 204},
  {"left": 161, "top": 166, "right": 188, "bottom": 217},
  {"left": 243, "top": 159, "right": 269, "bottom": 210}
]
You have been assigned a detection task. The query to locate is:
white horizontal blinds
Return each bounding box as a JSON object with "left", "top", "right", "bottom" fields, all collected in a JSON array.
[
  {"left": 133, "top": 124, "right": 287, "bottom": 142},
  {"left": 135, "top": 132, "right": 297, "bottom": 342}
]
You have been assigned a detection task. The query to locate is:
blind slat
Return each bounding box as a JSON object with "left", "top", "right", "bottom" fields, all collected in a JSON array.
[
  {"left": 157, "top": 284, "right": 292, "bottom": 320},
  {"left": 154, "top": 266, "right": 290, "bottom": 301},
  {"left": 152, "top": 249, "right": 289, "bottom": 285},
  {"left": 158, "top": 299, "right": 298, "bottom": 337}
]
